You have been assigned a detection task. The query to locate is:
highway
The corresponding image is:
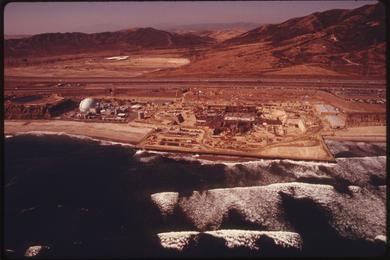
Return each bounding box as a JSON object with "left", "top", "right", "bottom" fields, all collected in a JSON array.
[{"left": 4, "top": 76, "right": 386, "bottom": 86}]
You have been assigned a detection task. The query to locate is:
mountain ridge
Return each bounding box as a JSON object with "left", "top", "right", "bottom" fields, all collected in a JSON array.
[
  {"left": 4, "top": 27, "right": 215, "bottom": 57},
  {"left": 4, "top": 3, "right": 386, "bottom": 77}
]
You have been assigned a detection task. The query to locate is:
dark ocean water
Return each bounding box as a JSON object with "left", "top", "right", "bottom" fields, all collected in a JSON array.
[{"left": 3, "top": 134, "right": 387, "bottom": 258}]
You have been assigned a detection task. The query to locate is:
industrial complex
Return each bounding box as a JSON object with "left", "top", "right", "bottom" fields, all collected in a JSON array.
[{"left": 4, "top": 80, "right": 386, "bottom": 161}]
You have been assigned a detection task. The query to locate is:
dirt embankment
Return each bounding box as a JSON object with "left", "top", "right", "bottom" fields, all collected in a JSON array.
[
  {"left": 4, "top": 98, "right": 77, "bottom": 119},
  {"left": 312, "top": 90, "right": 386, "bottom": 113}
]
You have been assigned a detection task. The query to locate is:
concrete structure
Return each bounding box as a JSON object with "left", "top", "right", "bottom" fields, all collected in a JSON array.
[
  {"left": 79, "top": 98, "right": 97, "bottom": 113},
  {"left": 224, "top": 113, "right": 255, "bottom": 122}
]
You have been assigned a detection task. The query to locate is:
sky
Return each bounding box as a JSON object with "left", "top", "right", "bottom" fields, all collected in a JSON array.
[{"left": 4, "top": 1, "right": 379, "bottom": 35}]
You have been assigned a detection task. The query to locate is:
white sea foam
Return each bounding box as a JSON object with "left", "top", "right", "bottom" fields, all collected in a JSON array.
[
  {"left": 8, "top": 132, "right": 386, "bottom": 169},
  {"left": 137, "top": 155, "right": 160, "bottom": 163},
  {"left": 98, "top": 140, "right": 134, "bottom": 147},
  {"left": 10, "top": 131, "right": 135, "bottom": 148},
  {"left": 336, "top": 155, "right": 386, "bottom": 161},
  {"left": 157, "top": 230, "right": 302, "bottom": 251},
  {"left": 14, "top": 131, "right": 100, "bottom": 141},
  {"left": 146, "top": 150, "right": 170, "bottom": 155},
  {"left": 152, "top": 152, "right": 338, "bottom": 170},
  {"left": 134, "top": 149, "right": 146, "bottom": 155}
]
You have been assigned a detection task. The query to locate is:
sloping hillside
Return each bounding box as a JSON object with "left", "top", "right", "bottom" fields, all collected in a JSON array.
[
  {"left": 4, "top": 27, "right": 214, "bottom": 58},
  {"left": 4, "top": 3, "right": 386, "bottom": 78},
  {"left": 151, "top": 3, "right": 385, "bottom": 78}
]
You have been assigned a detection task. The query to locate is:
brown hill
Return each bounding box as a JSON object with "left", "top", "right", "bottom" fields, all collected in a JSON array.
[
  {"left": 4, "top": 27, "right": 214, "bottom": 58},
  {"left": 188, "top": 29, "right": 248, "bottom": 42},
  {"left": 151, "top": 3, "right": 385, "bottom": 78},
  {"left": 4, "top": 3, "right": 386, "bottom": 78},
  {"left": 4, "top": 34, "right": 31, "bottom": 40},
  {"left": 223, "top": 3, "right": 384, "bottom": 48}
]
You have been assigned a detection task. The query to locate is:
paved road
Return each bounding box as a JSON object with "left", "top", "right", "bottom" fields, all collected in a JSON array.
[{"left": 4, "top": 76, "right": 386, "bottom": 85}]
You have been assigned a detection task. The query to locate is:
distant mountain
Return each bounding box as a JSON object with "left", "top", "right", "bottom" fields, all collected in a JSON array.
[
  {"left": 158, "top": 22, "right": 260, "bottom": 32},
  {"left": 178, "top": 28, "right": 248, "bottom": 42},
  {"left": 4, "top": 27, "right": 215, "bottom": 57},
  {"left": 4, "top": 34, "right": 31, "bottom": 40}
]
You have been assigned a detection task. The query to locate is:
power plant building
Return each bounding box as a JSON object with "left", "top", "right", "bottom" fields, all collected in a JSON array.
[{"left": 79, "top": 98, "right": 97, "bottom": 113}]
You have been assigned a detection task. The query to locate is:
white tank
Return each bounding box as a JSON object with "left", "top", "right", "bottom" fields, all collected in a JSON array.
[{"left": 79, "top": 98, "right": 96, "bottom": 113}]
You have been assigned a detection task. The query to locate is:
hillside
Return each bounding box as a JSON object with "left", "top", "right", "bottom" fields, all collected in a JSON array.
[
  {"left": 151, "top": 3, "right": 386, "bottom": 78},
  {"left": 4, "top": 34, "right": 31, "bottom": 40},
  {"left": 187, "top": 29, "right": 249, "bottom": 42},
  {"left": 159, "top": 22, "right": 259, "bottom": 32},
  {"left": 4, "top": 27, "right": 214, "bottom": 58},
  {"left": 4, "top": 3, "right": 386, "bottom": 78}
]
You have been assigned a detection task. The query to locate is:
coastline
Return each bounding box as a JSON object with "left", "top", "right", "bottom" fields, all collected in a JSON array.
[
  {"left": 139, "top": 144, "right": 336, "bottom": 162},
  {"left": 4, "top": 120, "right": 152, "bottom": 145},
  {"left": 5, "top": 119, "right": 386, "bottom": 163}
]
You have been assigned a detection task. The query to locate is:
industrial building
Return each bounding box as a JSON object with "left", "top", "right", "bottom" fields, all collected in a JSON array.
[{"left": 79, "top": 97, "right": 97, "bottom": 113}]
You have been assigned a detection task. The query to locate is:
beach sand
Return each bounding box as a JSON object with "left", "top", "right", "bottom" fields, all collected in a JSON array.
[{"left": 4, "top": 120, "right": 154, "bottom": 144}]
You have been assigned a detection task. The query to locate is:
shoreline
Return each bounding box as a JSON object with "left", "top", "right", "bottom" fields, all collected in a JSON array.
[
  {"left": 5, "top": 120, "right": 386, "bottom": 163},
  {"left": 4, "top": 120, "right": 152, "bottom": 145},
  {"left": 5, "top": 130, "right": 332, "bottom": 163},
  {"left": 138, "top": 144, "right": 336, "bottom": 163}
]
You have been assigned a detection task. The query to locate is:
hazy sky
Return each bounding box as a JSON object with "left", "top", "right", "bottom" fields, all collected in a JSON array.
[{"left": 5, "top": 1, "right": 378, "bottom": 35}]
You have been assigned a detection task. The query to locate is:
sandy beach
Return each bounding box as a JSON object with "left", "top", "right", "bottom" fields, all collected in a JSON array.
[{"left": 4, "top": 120, "right": 154, "bottom": 144}]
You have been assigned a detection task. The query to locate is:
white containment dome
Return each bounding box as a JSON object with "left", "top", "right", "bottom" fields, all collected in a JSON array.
[{"left": 79, "top": 98, "right": 97, "bottom": 113}]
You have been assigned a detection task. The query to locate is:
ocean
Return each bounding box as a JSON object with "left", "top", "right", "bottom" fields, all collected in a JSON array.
[{"left": 4, "top": 134, "right": 387, "bottom": 257}]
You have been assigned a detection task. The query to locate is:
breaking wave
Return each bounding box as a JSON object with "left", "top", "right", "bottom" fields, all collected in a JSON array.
[
  {"left": 4, "top": 134, "right": 386, "bottom": 257},
  {"left": 325, "top": 139, "right": 386, "bottom": 158}
]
